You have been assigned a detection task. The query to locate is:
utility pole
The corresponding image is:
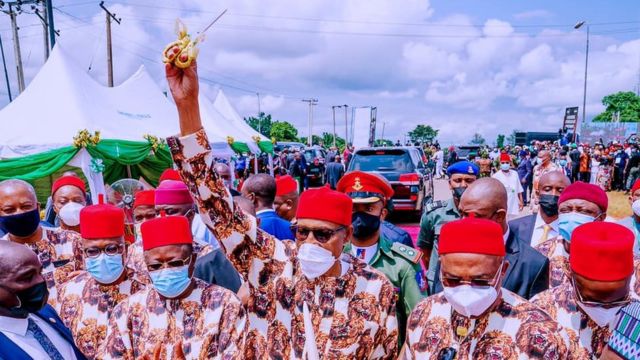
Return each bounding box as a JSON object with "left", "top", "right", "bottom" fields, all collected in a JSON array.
[
  {"left": 574, "top": 21, "right": 589, "bottom": 143},
  {"left": 343, "top": 105, "right": 349, "bottom": 147},
  {"left": 34, "top": 1, "right": 49, "bottom": 60},
  {"left": 0, "top": 34, "right": 12, "bottom": 101},
  {"left": 6, "top": 4, "right": 25, "bottom": 93},
  {"left": 100, "top": 1, "right": 121, "bottom": 87},
  {"left": 331, "top": 105, "right": 340, "bottom": 148},
  {"left": 302, "top": 99, "right": 318, "bottom": 146},
  {"left": 45, "top": 0, "right": 55, "bottom": 47},
  {"left": 381, "top": 122, "right": 386, "bottom": 143}
]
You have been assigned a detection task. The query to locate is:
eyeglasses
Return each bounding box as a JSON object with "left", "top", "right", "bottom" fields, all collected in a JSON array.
[
  {"left": 437, "top": 347, "right": 457, "bottom": 360},
  {"left": 290, "top": 225, "right": 345, "bottom": 243},
  {"left": 571, "top": 277, "right": 630, "bottom": 309},
  {"left": 84, "top": 244, "right": 124, "bottom": 258},
  {"left": 441, "top": 262, "right": 504, "bottom": 288},
  {"left": 146, "top": 256, "right": 192, "bottom": 272}
]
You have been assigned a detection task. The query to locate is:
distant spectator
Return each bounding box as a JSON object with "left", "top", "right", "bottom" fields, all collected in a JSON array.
[{"left": 326, "top": 155, "right": 345, "bottom": 190}]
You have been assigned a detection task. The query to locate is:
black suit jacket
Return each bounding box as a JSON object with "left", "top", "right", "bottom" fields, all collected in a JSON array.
[
  {"left": 508, "top": 214, "right": 536, "bottom": 246},
  {"left": 431, "top": 228, "right": 549, "bottom": 300},
  {"left": 194, "top": 248, "right": 242, "bottom": 293}
]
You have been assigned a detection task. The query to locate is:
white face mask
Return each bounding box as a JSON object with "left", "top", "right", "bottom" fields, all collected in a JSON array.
[
  {"left": 58, "top": 202, "right": 84, "bottom": 227},
  {"left": 577, "top": 302, "right": 622, "bottom": 328},
  {"left": 443, "top": 284, "right": 498, "bottom": 318},
  {"left": 296, "top": 243, "right": 337, "bottom": 279},
  {"left": 632, "top": 199, "right": 640, "bottom": 217}
]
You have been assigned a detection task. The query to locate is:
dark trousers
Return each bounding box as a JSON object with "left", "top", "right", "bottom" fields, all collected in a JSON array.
[
  {"left": 579, "top": 172, "right": 591, "bottom": 184},
  {"left": 571, "top": 167, "right": 580, "bottom": 183},
  {"left": 613, "top": 167, "right": 625, "bottom": 190}
]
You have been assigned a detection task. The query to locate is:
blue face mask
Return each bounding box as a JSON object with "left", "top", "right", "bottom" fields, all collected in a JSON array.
[
  {"left": 558, "top": 212, "right": 596, "bottom": 242},
  {"left": 85, "top": 253, "right": 125, "bottom": 284},
  {"left": 500, "top": 163, "right": 510, "bottom": 171},
  {"left": 559, "top": 159, "right": 568, "bottom": 167},
  {"left": 149, "top": 265, "right": 192, "bottom": 298},
  {"left": 0, "top": 208, "right": 41, "bottom": 237}
]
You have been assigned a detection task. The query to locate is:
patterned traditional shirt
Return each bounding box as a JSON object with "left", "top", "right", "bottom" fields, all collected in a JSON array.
[
  {"left": 55, "top": 269, "right": 146, "bottom": 359},
  {"left": 166, "top": 129, "right": 399, "bottom": 359},
  {"left": 101, "top": 278, "right": 246, "bottom": 359},
  {"left": 1, "top": 227, "right": 83, "bottom": 308},
  {"left": 403, "top": 289, "right": 575, "bottom": 359},
  {"left": 531, "top": 282, "right": 633, "bottom": 359}
]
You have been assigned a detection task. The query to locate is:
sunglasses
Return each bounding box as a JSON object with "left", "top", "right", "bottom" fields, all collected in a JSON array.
[
  {"left": 290, "top": 225, "right": 345, "bottom": 243},
  {"left": 84, "top": 244, "right": 124, "bottom": 258},
  {"left": 441, "top": 262, "right": 503, "bottom": 288},
  {"left": 571, "top": 277, "right": 630, "bottom": 308},
  {"left": 146, "top": 256, "right": 192, "bottom": 272}
]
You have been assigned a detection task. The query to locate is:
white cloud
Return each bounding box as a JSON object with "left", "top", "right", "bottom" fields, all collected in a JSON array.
[{"left": 513, "top": 10, "right": 554, "bottom": 20}]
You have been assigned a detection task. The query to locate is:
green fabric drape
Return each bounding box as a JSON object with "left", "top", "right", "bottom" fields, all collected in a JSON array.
[
  {"left": 0, "top": 146, "right": 79, "bottom": 181},
  {"left": 230, "top": 141, "right": 251, "bottom": 154},
  {"left": 258, "top": 141, "right": 274, "bottom": 154}
]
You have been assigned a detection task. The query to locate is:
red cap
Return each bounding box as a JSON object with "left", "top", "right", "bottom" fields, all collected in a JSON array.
[
  {"left": 276, "top": 175, "right": 298, "bottom": 196},
  {"left": 133, "top": 190, "right": 155, "bottom": 208},
  {"left": 336, "top": 171, "right": 394, "bottom": 203},
  {"left": 52, "top": 176, "right": 86, "bottom": 196},
  {"left": 141, "top": 216, "right": 192, "bottom": 250},
  {"left": 155, "top": 180, "right": 193, "bottom": 205},
  {"left": 296, "top": 186, "right": 352, "bottom": 226},
  {"left": 559, "top": 181, "right": 608, "bottom": 212},
  {"left": 499, "top": 154, "right": 511, "bottom": 163},
  {"left": 570, "top": 222, "right": 634, "bottom": 281},
  {"left": 439, "top": 218, "right": 506, "bottom": 256},
  {"left": 79, "top": 197, "right": 125, "bottom": 239},
  {"left": 632, "top": 179, "right": 640, "bottom": 195},
  {"left": 159, "top": 169, "right": 181, "bottom": 183}
]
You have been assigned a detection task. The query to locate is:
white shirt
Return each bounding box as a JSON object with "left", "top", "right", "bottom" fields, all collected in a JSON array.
[
  {"left": 0, "top": 313, "right": 78, "bottom": 360},
  {"left": 191, "top": 214, "right": 220, "bottom": 250},
  {"left": 492, "top": 170, "right": 524, "bottom": 216},
  {"left": 350, "top": 243, "right": 379, "bottom": 264},
  {"left": 530, "top": 212, "right": 559, "bottom": 248}
]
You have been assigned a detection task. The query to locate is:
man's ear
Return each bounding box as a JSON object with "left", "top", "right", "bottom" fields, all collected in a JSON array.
[
  {"left": 380, "top": 206, "right": 389, "bottom": 221},
  {"left": 501, "top": 260, "right": 510, "bottom": 278},
  {"left": 494, "top": 209, "right": 508, "bottom": 225}
]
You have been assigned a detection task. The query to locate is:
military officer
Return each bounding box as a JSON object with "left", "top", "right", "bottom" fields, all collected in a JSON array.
[
  {"left": 417, "top": 160, "right": 479, "bottom": 287},
  {"left": 337, "top": 171, "right": 427, "bottom": 345}
]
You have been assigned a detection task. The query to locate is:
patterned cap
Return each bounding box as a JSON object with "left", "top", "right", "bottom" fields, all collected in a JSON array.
[
  {"left": 336, "top": 171, "right": 394, "bottom": 204},
  {"left": 607, "top": 301, "right": 640, "bottom": 359}
]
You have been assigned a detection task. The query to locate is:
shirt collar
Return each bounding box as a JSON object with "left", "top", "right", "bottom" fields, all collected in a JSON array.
[
  {"left": 256, "top": 209, "right": 276, "bottom": 215},
  {"left": 0, "top": 314, "right": 29, "bottom": 336},
  {"left": 534, "top": 212, "right": 558, "bottom": 231}
]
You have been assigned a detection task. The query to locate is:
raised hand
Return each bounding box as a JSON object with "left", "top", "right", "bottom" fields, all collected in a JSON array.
[{"left": 165, "top": 61, "right": 202, "bottom": 136}]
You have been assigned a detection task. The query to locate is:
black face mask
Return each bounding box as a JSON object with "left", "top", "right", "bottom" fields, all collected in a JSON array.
[
  {"left": 538, "top": 194, "right": 560, "bottom": 217},
  {"left": 352, "top": 211, "right": 381, "bottom": 239},
  {"left": 452, "top": 186, "right": 466, "bottom": 200},
  {"left": 0, "top": 208, "right": 40, "bottom": 237},
  {"left": 2, "top": 281, "right": 49, "bottom": 318}
]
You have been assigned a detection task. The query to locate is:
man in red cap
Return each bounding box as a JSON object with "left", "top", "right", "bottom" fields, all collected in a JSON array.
[
  {"left": 274, "top": 174, "right": 299, "bottom": 222},
  {"left": 50, "top": 175, "right": 87, "bottom": 233},
  {"left": 337, "top": 170, "right": 426, "bottom": 344},
  {"left": 163, "top": 61, "right": 399, "bottom": 358},
  {"left": 536, "top": 181, "right": 608, "bottom": 287},
  {"left": 402, "top": 217, "right": 573, "bottom": 359},
  {"left": 56, "top": 197, "right": 146, "bottom": 359},
  {"left": 532, "top": 222, "right": 636, "bottom": 359},
  {"left": 618, "top": 179, "right": 640, "bottom": 253},
  {"left": 126, "top": 189, "right": 156, "bottom": 278},
  {"left": 0, "top": 179, "right": 83, "bottom": 309},
  {"left": 101, "top": 215, "right": 246, "bottom": 359},
  {"left": 492, "top": 153, "right": 524, "bottom": 216}
]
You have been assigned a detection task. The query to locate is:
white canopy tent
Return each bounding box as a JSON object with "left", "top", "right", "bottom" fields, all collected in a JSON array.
[{"left": 213, "top": 90, "right": 269, "bottom": 143}]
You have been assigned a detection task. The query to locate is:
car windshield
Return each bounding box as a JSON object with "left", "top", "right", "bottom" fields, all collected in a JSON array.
[{"left": 350, "top": 150, "right": 415, "bottom": 172}]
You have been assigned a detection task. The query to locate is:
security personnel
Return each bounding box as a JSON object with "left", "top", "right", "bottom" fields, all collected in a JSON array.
[
  {"left": 417, "top": 160, "right": 479, "bottom": 288},
  {"left": 337, "top": 171, "right": 426, "bottom": 346}
]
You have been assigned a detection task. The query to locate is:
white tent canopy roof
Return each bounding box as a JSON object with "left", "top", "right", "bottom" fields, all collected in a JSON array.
[{"left": 213, "top": 90, "right": 269, "bottom": 142}]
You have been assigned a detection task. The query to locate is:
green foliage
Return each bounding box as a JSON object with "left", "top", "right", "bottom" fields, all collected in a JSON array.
[
  {"left": 374, "top": 139, "right": 394, "bottom": 146},
  {"left": 408, "top": 125, "right": 439, "bottom": 143},
  {"left": 496, "top": 134, "right": 505, "bottom": 148},
  {"left": 320, "top": 132, "right": 346, "bottom": 149},
  {"left": 593, "top": 91, "right": 640, "bottom": 122},
  {"left": 244, "top": 112, "right": 273, "bottom": 137},
  {"left": 270, "top": 121, "right": 299, "bottom": 142},
  {"left": 469, "top": 133, "right": 486, "bottom": 145}
]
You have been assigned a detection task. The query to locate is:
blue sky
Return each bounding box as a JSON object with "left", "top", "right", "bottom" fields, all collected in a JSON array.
[{"left": 0, "top": 0, "right": 638, "bottom": 145}]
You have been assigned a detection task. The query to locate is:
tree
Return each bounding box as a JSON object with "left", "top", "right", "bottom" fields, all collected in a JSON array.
[
  {"left": 593, "top": 91, "right": 640, "bottom": 122},
  {"left": 270, "top": 121, "right": 298, "bottom": 142},
  {"left": 320, "top": 132, "right": 346, "bottom": 149},
  {"left": 374, "top": 139, "right": 393, "bottom": 147},
  {"left": 408, "top": 125, "right": 439, "bottom": 143},
  {"left": 469, "top": 133, "right": 486, "bottom": 145},
  {"left": 299, "top": 135, "right": 323, "bottom": 146},
  {"left": 244, "top": 112, "right": 273, "bottom": 137},
  {"left": 496, "top": 134, "right": 505, "bottom": 148}
]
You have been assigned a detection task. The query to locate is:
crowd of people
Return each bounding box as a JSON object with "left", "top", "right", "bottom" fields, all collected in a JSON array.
[{"left": 2, "top": 61, "right": 640, "bottom": 359}]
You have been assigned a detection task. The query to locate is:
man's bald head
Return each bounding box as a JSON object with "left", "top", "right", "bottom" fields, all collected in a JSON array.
[
  {"left": 0, "top": 179, "right": 39, "bottom": 218},
  {"left": 241, "top": 174, "right": 276, "bottom": 209},
  {"left": 538, "top": 171, "right": 570, "bottom": 198},
  {"left": 538, "top": 150, "right": 551, "bottom": 165},
  {"left": 213, "top": 162, "right": 232, "bottom": 181},
  {"left": 459, "top": 178, "right": 508, "bottom": 232},
  {"left": 0, "top": 179, "right": 36, "bottom": 201},
  {"left": 0, "top": 241, "right": 39, "bottom": 278},
  {"left": 0, "top": 242, "right": 46, "bottom": 316}
]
